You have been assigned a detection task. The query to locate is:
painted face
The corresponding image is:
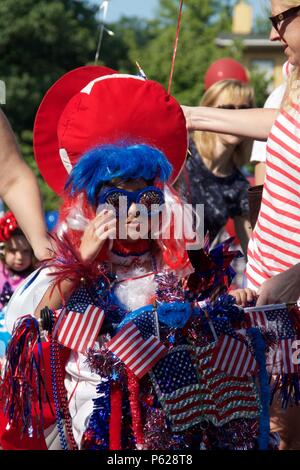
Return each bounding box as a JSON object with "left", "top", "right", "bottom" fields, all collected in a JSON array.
[
  {"left": 4, "top": 235, "right": 32, "bottom": 272},
  {"left": 270, "top": 1, "right": 300, "bottom": 66}
]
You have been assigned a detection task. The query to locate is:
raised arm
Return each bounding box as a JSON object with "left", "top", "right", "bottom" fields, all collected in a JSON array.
[
  {"left": 182, "top": 106, "right": 278, "bottom": 141},
  {"left": 0, "top": 109, "right": 51, "bottom": 260}
]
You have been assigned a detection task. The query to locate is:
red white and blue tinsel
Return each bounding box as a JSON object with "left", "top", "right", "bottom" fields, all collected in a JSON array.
[
  {"left": 1, "top": 316, "right": 52, "bottom": 438},
  {"left": 4, "top": 237, "right": 300, "bottom": 450}
]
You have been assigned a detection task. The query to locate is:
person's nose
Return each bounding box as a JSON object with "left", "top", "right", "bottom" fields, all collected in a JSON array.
[
  {"left": 269, "top": 26, "right": 281, "bottom": 42},
  {"left": 15, "top": 250, "right": 23, "bottom": 261},
  {"left": 127, "top": 202, "right": 140, "bottom": 218}
]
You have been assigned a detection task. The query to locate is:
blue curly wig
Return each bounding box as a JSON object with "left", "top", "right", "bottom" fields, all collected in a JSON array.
[{"left": 65, "top": 143, "right": 172, "bottom": 206}]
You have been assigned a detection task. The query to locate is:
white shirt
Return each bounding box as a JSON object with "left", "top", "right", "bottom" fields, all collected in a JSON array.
[{"left": 250, "top": 84, "right": 286, "bottom": 163}]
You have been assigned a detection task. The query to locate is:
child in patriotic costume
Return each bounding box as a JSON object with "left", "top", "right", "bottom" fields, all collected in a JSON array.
[{"left": 0, "top": 66, "right": 273, "bottom": 450}]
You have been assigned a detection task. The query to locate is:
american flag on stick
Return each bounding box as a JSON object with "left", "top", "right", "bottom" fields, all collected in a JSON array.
[
  {"left": 106, "top": 321, "right": 168, "bottom": 379},
  {"left": 244, "top": 303, "right": 299, "bottom": 374},
  {"left": 244, "top": 303, "right": 295, "bottom": 332},
  {"left": 209, "top": 334, "right": 258, "bottom": 377},
  {"left": 53, "top": 287, "right": 104, "bottom": 353}
]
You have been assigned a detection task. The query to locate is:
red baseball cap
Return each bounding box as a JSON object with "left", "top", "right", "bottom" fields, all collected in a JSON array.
[{"left": 34, "top": 67, "right": 188, "bottom": 195}]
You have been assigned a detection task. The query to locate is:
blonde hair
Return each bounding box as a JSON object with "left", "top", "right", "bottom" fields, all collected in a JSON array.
[
  {"left": 193, "top": 79, "right": 255, "bottom": 167},
  {"left": 281, "top": 0, "right": 300, "bottom": 7},
  {"left": 276, "top": 1, "right": 300, "bottom": 108}
]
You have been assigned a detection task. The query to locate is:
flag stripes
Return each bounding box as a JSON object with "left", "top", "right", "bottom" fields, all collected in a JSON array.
[
  {"left": 106, "top": 321, "right": 167, "bottom": 379},
  {"left": 155, "top": 344, "right": 259, "bottom": 431},
  {"left": 210, "top": 335, "right": 257, "bottom": 377},
  {"left": 56, "top": 304, "right": 104, "bottom": 353}
]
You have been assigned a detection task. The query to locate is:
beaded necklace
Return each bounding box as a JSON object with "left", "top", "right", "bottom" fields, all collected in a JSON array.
[{"left": 50, "top": 334, "right": 78, "bottom": 450}]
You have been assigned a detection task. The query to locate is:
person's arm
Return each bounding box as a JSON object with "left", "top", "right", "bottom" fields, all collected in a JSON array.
[
  {"left": 233, "top": 215, "right": 252, "bottom": 259},
  {"left": 254, "top": 162, "right": 266, "bottom": 186},
  {"left": 256, "top": 263, "right": 300, "bottom": 306},
  {"left": 181, "top": 106, "right": 278, "bottom": 141},
  {"left": 0, "top": 109, "right": 51, "bottom": 260}
]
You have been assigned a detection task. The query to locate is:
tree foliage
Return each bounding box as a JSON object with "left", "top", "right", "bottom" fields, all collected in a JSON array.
[
  {"left": 134, "top": 0, "right": 235, "bottom": 105},
  {"left": 0, "top": 0, "right": 102, "bottom": 210},
  {"left": 0, "top": 0, "right": 99, "bottom": 133}
]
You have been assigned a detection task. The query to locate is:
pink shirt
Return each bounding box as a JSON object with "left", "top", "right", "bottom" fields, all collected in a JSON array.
[{"left": 0, "top": 263, "right": 28, "bottom": 309}]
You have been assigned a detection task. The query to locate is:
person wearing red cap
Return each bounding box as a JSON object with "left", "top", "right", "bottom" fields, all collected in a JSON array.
[
  {"left": 0, "top": 67, "right": 265, "bottom": 451},
  {"left": 0, "top": 110, "right": 51, "bottom": 261}
]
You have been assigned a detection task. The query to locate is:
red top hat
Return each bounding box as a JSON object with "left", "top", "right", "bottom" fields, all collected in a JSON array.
[{"left": 34, "top": 66, "right": 188, "bottom": 195}]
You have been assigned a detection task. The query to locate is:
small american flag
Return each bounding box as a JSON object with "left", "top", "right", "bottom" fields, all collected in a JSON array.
[
  {"left": 53, "top": 287, "right": 104, "bottom": 353},
  {"left": 244, "top": 304, "right": 298, "bottom": 374},
  {"left": 106, "top": 321, "right": 167, "bottom": 379},
  {"left": 244, "top": 304, "right": 295, "bottom": 337},
  {"left": 210, "top": 335, "right": 258, "bottom": 377}
]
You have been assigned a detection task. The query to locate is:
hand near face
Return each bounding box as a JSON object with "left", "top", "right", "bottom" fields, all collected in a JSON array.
[{"left": 79, "top": 209, "right": 117, "bottom": 263}]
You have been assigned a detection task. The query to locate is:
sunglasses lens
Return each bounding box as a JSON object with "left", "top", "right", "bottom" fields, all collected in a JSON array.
[
  {"left": 218, "top": 105, "right": 235, "bottom": 109},
  {"left": 139, "top": 190, "right": 164, "bottom": 212},
  {"left": 218, "top": 104, "right": 251, "bottom": 110},
  {"left": 105, "top": 191, "right": 123, "bottom": 209},
  {"left": 99, "top": 187, "right": 164, "bottom": 217}
]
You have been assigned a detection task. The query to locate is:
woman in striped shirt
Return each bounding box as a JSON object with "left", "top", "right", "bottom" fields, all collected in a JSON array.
[
  {"left": 183, "top": 0, "right": 300, "bottom": 449},
  {"left": 183, "top": 0, "right": 300, "bottom": 308}
]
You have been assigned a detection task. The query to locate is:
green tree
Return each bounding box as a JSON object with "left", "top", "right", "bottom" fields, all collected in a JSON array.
[
  {"left": 249, "top": 69, "right": 271, "bottom": 108},
  {"left": 0, "top": 0, "right": 101, "bottom": 210},
  {"left": 133, "top": 0, "right": 235, "bottom": 105},
  {"left": 97, "top": 17, "right": 158, "bottom": 73},
  {"left": 0, "top": 0, "right": 99, "bottom": 134}
]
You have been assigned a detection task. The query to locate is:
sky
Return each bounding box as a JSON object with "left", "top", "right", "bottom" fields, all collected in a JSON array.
[{"left": 92, "top": 1, "right": 266, "bottom": 23}]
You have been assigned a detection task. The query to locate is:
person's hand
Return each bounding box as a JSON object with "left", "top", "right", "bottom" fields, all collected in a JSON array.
[
  {"left": 230, "top": 288, "right": 257, "bottom": 307},
  {"left": 256, "top": 264, "right": 300, "bottom": 306},
  {"left": 32, "top": 235, "right": 55, "bottom": 261},
  {"left": 79, "top": 209, "right": 117, "bottom": 263}
]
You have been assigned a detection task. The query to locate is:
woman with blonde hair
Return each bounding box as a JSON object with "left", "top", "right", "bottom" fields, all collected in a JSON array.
[
  {"left": 183, "top": 0, "right": 300, "bottom": 305},
  {"left": 177, "top": 78, "right": 254, "bottom": 256},
  {"left": 182, "top": 0, "right": 300, "bottom": 449}
]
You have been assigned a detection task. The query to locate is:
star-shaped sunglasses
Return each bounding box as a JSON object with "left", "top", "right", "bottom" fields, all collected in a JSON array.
[{"left": 98, "top": 186, "right": 165, "bottom": 216}]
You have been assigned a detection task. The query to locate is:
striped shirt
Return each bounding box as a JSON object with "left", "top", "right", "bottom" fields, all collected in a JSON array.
[{"left": 247, "top": 101, "right": 300, "bottom": 289}]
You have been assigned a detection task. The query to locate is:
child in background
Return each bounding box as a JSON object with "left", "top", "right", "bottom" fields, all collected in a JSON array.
[{"left": 0, "top": 211, "right": 35, "bottom": 363}]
